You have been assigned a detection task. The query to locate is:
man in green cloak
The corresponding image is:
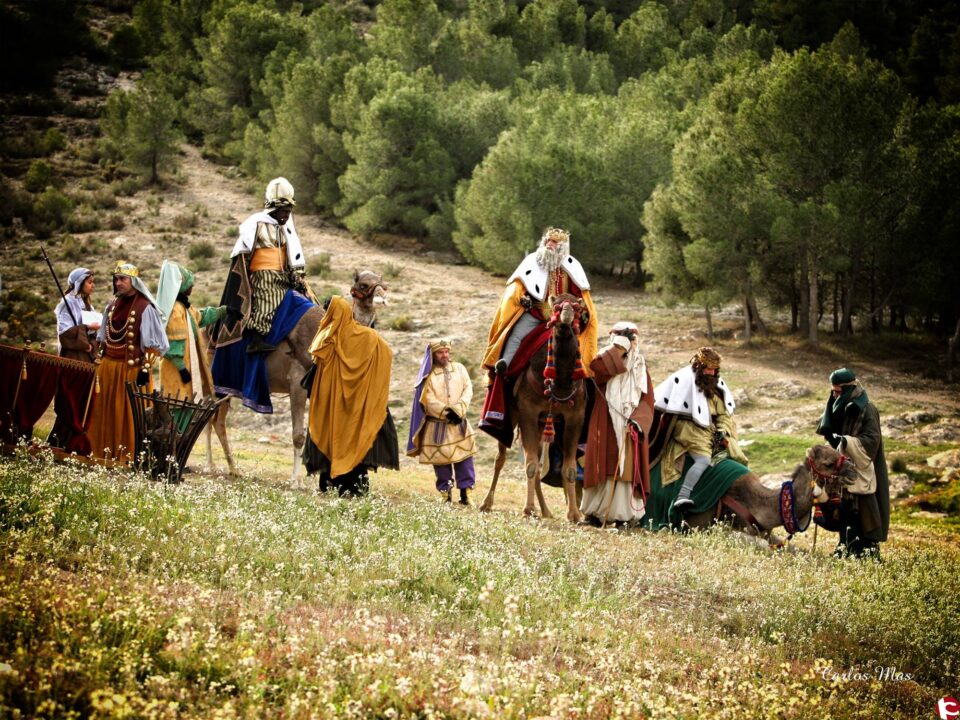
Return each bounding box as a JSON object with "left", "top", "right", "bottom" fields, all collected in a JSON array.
[{"left": 815, "top": 368, "right": 890, "bottom": 559}]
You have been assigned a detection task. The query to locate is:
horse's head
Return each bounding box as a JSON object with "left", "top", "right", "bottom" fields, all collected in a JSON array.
[
  {"left": 351, "top": 269, "right": 387, "bottom": 310},
  {"left": 548, "top": 293, "right": 586, "bottom": 333},
  {"left": 805, "top": 443, "right": 858, "bottom": 499}
]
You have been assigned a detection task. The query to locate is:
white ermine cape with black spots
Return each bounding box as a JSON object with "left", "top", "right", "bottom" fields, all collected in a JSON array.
[
  {"left": 506, "top": 252, "right": 590, "bottom": 301},
  {"left": 653, "top": 365, "right": 736, "bottom": 428}
]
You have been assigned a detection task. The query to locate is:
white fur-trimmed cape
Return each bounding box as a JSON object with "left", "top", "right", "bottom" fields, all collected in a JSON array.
[
  {"left": 506, "top": 252, "right": 590, "bottom": 301},
  {"left": 231, "top": 211, "right": 305, "bottom": 268},
  {"left": 653, "top": 365, "right": 736, "bottom": 428}
]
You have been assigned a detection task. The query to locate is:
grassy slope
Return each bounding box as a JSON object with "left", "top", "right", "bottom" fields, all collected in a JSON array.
[{"left": 1, "top": 453, "right": 957, "bottom": 719}]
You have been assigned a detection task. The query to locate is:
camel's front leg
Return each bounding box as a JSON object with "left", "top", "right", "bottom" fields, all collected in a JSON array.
[
  {"left": 481, "top": 442, "right": 508, "bottom": 512},
  {"left": 561, "top": 420, "right": 584, "bottom": 524},
  {"left": 289, "top": 379, "right": 308, "bottom": 490},
  {"left": 520, "top": 415, "right": 550, "bottom": 518}
]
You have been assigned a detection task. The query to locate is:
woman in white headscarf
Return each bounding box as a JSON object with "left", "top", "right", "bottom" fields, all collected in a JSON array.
[
  {"left": 48, "top": 268, "right": 99, "bottom": 451},
  {"left": 54, "top": 267, "right": 99, "bottom": 361},
  {"left": 581, "top": 322, "right": 655, "bottom": 527}
]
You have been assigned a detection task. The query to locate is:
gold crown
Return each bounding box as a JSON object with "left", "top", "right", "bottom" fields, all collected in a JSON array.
[
  {"left": 692, "top": 347, "right": 722, "bottom": 369},
  {"left": 541, "top": 227, "right": 570, "bottom": 244},
  {"left": 113, "top": 261, "right": 140, "bottom": 278},
  {"left": 430, "top": 339, "right": 452, "bottom": 353}
]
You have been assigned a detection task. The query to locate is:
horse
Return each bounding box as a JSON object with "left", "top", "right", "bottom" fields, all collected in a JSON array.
[
  {"left": 480, "top": 294, "right": 590, "bottom": 522},
  {"left": 667, "top": 443, "right": 858, "bottom": 547},
  {"left": 204, "top": 270, "right": 387, "bottom": 484}
]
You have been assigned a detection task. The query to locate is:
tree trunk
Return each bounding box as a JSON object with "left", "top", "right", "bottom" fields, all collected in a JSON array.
[
  {"left": 841, "top": 269, "right": 855, "bottom": 336},
  {"left": 150, "top": 150, "right": 159, "bottom": 185},
  {"left": 746, "top": 293, "right": 768, "bottom": 337},
  {"left": 704, "top": 305, "right": 714, "bottom": 342},
  {"left": 799, "top": 253, "right": 810, "bottom": 338},
  {"left": 808, "top": 251, "right": 819, "bottom": 345},
  {"left": 741, "top": 296, "right": 752, "bottom": 343},
  {"left": 948, "top": 316, "right": 960, "bottom": 382},
  {"left": 832, "top": 273, "right": 840, "bottom": 333}
]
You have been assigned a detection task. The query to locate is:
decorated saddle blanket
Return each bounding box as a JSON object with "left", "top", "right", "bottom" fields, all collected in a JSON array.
[
  {"left": 211, "top": 290, "right": 314, "bottom": 413},
  {"left": 479, "top": 323, "right": 553, "bottom": 447},
  {"left": 640, "top": 456, "right": 749, "bottom": 531}
]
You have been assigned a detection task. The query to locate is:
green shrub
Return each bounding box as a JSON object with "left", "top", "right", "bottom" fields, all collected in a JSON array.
[
  {"left": 106, "top": 214, "right": 125, "bottom": 230},
  {"left": 110, "top": 176, "right": 142, "bottom": 197},
  {"left": 307, "top": 252, "right": 332, "bottom": 278},
  {"left": 90, "top": 187, "right": 119, "bottom": 210},
  {"left": 188, "top": 240, "right": 216, "bottom": 260},
  {"left": 41, "top": 127, "right": 66, "bottom": 154},
  {"left": 0, "top": 177, "right": 33, "bottom": 226},
  {"left": 0, "top": 286, "right": 50, "bottom": 341},
  {"left": 23, "top": 160, "right": 56, "bottom": 193},
  {"left": 85, "top": 236, "right": 109, "bottom": 253},
  {"left": 173, "top": 211, "right": 199, "bottom": 231},
  {"left": 60, "top": 233, "right": 84, "bottom": 261},
  {"left": 65, "top": 206, "right": 102, "bottom": 233},
  {"left": 225, "top": 225, "right": 239, "bottom": 238},
  {"left": 28, "top": 187, "right": 74, "bottom": 238},
  {"left": 387, "top": 314, "right": 415, "bottom": 331},
  {"left": 383, "top": 261, "right": 404, "bottom": 279}
]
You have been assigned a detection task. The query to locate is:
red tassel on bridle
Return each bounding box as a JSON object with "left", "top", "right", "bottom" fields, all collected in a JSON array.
[{"left": 542, "top": 413, "right": 555, "bottom": 443}]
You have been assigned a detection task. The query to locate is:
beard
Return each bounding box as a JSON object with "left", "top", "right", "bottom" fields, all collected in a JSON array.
[
  {"left": 695, "top": 371, "right": 720, "bottom": 399},
  {"left": 535, "top": 240, "right": 569, "bottom": 273}
]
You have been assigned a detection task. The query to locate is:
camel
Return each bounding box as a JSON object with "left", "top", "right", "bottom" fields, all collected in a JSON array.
[
  {"left": 480, "top": 294, "right": 589, "bottom": 522},
  {"left": 676, "top": 443, "right": 858, "bottom": 546},
  {"left": 204, "top": 270, "right": 387, "bottom": 484}
]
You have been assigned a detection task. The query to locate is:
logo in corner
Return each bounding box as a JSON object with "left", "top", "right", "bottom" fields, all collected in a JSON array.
[{"left": 939, "top": 697, "right": 960, "bottom": 720}]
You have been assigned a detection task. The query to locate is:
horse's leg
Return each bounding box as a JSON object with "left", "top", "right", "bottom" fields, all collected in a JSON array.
[
  {"left": 212, "top": 398, "right": 239, "bottom": 477},
  {"left": 560, "top": 417, "right": 584, "bottom": 524},
  {"left": 289, "top": 370, "right": 308, "bottom": 490},
  {"left": 480, "top": 442, "right": 508, "bottom": 512}
]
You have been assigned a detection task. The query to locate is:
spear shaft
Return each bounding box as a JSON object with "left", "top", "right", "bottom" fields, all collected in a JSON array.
[{"left": 40, "top": 243, "right": 80, "bottom": 327}]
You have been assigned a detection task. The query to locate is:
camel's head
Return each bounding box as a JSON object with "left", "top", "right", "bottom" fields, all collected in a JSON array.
[
  {"left": 806, "top": 443, "right": 858, "bottom": 499},
  {"left": 351, "top": 270, "right": 388, "bottom": 311},
  {"left": 548, "top": 293, "right": 587, "bottom": 333}
]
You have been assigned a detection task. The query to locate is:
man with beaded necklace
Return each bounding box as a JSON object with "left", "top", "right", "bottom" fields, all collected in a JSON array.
[{"left": 88, "top": 261, "right": 168, "bottom": 464}]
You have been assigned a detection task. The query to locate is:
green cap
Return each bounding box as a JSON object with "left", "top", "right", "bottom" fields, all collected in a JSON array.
[{"left": 829, "top": 368, "right": 856, "bottom": 385}]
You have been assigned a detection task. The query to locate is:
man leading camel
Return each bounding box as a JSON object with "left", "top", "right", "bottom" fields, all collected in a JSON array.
[
  {"left": 482, "top": 227, "right": 598, "bottom": 377},
  {"left": 814, "top": 367, "right": 890, "bottom": 559},
  {"left": 231, "top": 177, "right": 307, "bottom": 354}
]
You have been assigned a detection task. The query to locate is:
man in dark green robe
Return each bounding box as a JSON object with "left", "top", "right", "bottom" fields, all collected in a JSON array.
[{"left": 815, "top": 368, "right": 890, "bottom": 559}]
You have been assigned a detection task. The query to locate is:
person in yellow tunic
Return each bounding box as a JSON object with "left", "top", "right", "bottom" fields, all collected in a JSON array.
[
  {"left": 481, "top": 227, "right": 599, "bottom": 377},
  {"left": 406, "top": 339, "right": 477, "bottom": 505},
  {"left": 155, "top": 260, "right": 225, "bottom": 403},
  {"left": 652, "top": 347, "right": 748, "bottom": 509},
  {"left": 306, "top": 295, "right": 398, "bottom": 495},
  {"left": 89, "top": 261, "right": 169, "bottom": 464}
]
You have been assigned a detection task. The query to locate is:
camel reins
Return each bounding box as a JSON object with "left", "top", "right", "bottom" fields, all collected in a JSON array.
[
  {"left": 349, "top": 278, "right": 383, "bottom": 301},
  {"left": 805, "top": 453, "right": 849, "bottom": 483}
]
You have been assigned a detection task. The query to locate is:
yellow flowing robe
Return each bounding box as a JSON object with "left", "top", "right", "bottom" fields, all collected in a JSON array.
[
  {"left": 307, "top": 297, "right": 392, "bottom": 477},
  {"left": 481, "top": 280, "right": 598, "bottom": 376}
]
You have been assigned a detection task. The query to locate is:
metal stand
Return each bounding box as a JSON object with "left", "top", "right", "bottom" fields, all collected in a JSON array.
[{"left": 125, "top": 383, "right": 227, "bottom": 483}]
